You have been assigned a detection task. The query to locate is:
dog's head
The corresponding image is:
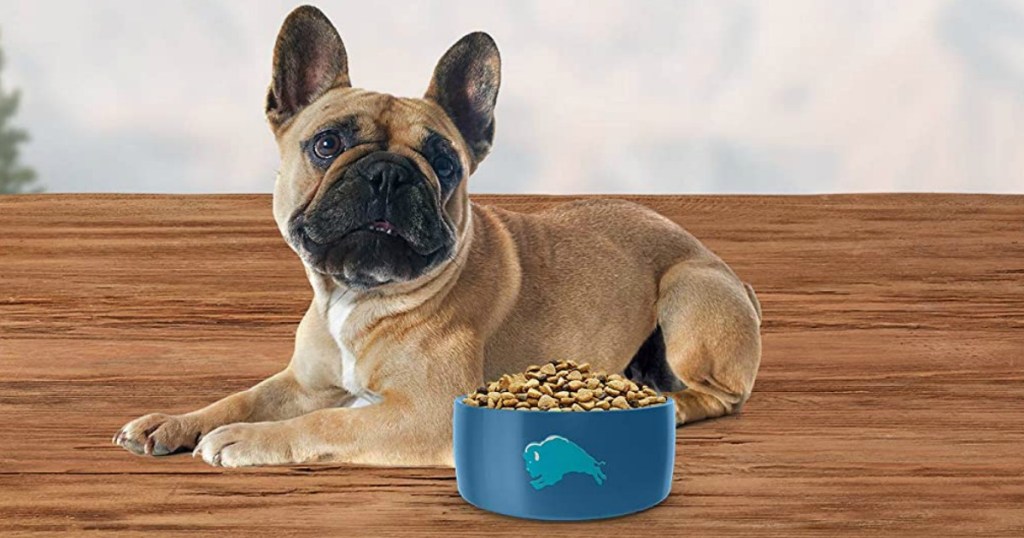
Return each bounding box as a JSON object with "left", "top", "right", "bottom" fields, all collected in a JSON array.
[{"left": 266, "top": 6, "right": 499, "bottom": 290}]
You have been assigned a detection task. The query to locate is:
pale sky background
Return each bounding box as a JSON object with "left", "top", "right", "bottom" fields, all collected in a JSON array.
[{"left": 1, "top": 0, "right": 1023, "bottom": 194}]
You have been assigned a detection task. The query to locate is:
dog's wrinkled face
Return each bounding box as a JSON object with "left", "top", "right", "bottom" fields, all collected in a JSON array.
[
  {"left": 277, "top": 92, "right": 468, "bottom": 290},
  {"left": 266, "top": 6, "right": 500, "bottom": 290}
]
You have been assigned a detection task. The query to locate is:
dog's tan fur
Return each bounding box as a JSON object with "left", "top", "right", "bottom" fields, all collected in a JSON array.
[{"left": 114, "top": 6, "right": 761, "bottom": 467}]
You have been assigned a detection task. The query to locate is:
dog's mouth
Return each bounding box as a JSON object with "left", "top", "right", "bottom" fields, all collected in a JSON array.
[
  {"left": 333, "top": 220, "right": 435, "bottom": 256},
  {"left": 363, "top": 220, "right": 401, "bottom": 239},
  {"left": 290, "top": 213, "right": 452, "bottom": 290},
  {"left": 299, "top": 218, "right": 415, "bottom": 252}
]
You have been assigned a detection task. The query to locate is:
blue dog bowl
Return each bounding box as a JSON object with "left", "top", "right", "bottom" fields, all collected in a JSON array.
[{"left": 453, "top": 398, "right": 676, "bottom": 520}]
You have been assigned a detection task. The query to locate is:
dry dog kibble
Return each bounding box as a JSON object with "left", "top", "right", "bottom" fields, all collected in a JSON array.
[
  {"left": 463, "top": 360, "right": 669, "bottom": 411},
  {"left": 537, "top": 394, "right": 558, "bottom": 410}
]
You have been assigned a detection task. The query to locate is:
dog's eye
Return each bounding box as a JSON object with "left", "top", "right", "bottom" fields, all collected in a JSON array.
[
  {"left": 312, "top": 132, "right": 343, "bottom": 160},
  {"left": 432, "top": 156, "right": 456, "bottom": 179},
  {"left": 423, "top": 132, "right": 462, "bottom": 196}
]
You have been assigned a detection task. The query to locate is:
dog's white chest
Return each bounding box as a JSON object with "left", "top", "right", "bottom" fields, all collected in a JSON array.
[{"left": 325, "top": 292, "right": 377, "bottom": 404}]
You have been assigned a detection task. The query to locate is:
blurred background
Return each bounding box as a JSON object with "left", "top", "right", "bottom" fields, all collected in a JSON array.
[{"left": 0, "top": 0, "right": 1022, "bottom": 194}]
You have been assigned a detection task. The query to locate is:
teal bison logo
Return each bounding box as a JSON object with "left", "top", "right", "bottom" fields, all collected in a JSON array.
[{"left": 523, "top": 435, "right": 607, "bottom": 490}]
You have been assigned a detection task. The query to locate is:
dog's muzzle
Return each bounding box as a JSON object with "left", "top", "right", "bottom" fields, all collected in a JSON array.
[
  {"left": 293, "top": 152, "right": 422, "bottom": 248},
  {"left": 287, "top": 151, "right": 454, "bottom": 287}
]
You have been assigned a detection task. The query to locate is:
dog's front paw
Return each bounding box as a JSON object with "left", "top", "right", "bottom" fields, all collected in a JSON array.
[
  {"left": 193, "top": 422, "right": 299, "bottom": 468},
  {"left": 113, "top": 413, "right": 203, "bottom": 456}
]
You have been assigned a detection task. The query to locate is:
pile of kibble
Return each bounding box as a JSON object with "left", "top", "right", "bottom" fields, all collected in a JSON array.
[{"left": 462, "top": 360, "right": 668, "bottom": 411}]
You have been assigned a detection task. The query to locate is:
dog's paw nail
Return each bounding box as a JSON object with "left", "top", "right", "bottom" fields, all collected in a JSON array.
[{"left": 151, "top": 442, "right": 172, "bottom": 456}]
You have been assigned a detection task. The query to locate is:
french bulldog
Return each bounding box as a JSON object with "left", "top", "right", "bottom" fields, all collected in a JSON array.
[{"left": 114, "top": 5, "right": 762, "bottom": 467}]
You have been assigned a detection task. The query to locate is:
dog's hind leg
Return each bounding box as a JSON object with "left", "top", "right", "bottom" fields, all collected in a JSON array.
[{"left": 655, "top": 260, "right": 762, "bottom": 425}]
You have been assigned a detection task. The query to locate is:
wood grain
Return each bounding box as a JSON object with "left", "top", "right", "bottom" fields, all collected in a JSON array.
[{"left": 1, "top": 193, "right": 1022, "bottom": 536}]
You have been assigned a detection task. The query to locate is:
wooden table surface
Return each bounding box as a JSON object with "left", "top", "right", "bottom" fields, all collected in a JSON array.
[{"left": 1, "top": 194, "right": 1022, "bottom": 536}]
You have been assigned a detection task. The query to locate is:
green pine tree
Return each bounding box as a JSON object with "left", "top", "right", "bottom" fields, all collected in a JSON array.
[{"left": 0, "top": 31, "right": 39, "bottom": 194}]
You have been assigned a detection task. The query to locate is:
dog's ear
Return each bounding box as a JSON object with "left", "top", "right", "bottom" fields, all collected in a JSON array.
[
  {"left": 425, "top": 32, "right": 501, "bottom": 164},
  {"left": 266, "top": 6, "right": 350, "bottom": 130}
]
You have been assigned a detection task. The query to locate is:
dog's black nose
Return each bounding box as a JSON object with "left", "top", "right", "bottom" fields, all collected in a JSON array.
[
  {"left": 353, "top": 152, "right": 416, "bottom": 196},
  {"left": 365, "top": 160, "right": 410, "bottom": 194}
]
